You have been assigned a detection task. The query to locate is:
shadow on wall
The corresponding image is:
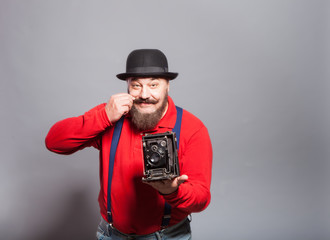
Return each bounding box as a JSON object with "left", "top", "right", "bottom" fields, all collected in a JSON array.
[{"left": 31, "top": 190, "right": 98, "bottom": 240}]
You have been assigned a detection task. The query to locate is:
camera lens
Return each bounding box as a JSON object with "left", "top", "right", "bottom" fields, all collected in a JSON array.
[
  {"left": 148, "top": 152, "right": 164, "bottom": 167},
  {"left": 150, "top": 153, "right": 160, "bottom": 164}
]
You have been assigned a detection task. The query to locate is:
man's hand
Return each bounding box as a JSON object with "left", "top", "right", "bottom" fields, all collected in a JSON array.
[
  {"left": 144, "top": 175, "right": 188, "bottom": 195},
  {"left": 105, "top": 93, "right": 135, "bottom": 124}
]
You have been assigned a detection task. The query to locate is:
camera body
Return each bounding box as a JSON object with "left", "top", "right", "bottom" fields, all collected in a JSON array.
[{"left": 142, "top": 131, "right": 180, "bottom": 182}]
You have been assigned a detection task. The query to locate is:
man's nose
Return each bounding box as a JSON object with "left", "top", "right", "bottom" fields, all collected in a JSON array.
[{"left": 140, "top": 87, "right": 151, "bottom": 99}]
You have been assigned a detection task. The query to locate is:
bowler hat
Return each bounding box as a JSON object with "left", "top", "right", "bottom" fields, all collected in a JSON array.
[{"left": 116, "top": 49, "right": 178, "bottom": 80}]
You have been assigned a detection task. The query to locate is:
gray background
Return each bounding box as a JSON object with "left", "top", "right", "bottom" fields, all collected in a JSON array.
[{"left": 1, "top": 0, "right": 329, "bottom": 239}]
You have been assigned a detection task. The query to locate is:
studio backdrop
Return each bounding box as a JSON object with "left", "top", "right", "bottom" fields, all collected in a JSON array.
[{"left": 0, "top": 1, "right": 329, "bottom": 240}]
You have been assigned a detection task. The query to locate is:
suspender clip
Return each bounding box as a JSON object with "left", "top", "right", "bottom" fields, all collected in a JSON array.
[{"left": 107, "top": 211, "right": 113, "bottom": 223}]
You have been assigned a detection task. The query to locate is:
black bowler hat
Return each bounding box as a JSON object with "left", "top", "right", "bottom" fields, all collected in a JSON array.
[{"left": 116, "top": 49, "right": 178, "bottom": 80}]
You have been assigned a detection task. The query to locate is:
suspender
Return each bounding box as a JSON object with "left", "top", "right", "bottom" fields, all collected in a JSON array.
[
  {"left": 161, "top": 106, "right": 183, "bottom": 228},
  {"left": 107, "top": 106, "right": 183, "bottom": 227},
  {"left": 107, "top": 116, "right": 125, "bottom": 223},
  {"left": 173, "top": 106, "right": 183, "bottom": 149}
]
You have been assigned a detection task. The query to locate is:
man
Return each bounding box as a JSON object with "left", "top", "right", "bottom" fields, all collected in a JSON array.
[{"left": 45, "top": 49, "right": 212, "bottom": 239}]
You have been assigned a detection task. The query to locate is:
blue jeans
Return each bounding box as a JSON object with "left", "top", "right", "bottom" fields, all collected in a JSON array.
[{"left": 96, "top": 217, "right": 192, "bottom": 240}]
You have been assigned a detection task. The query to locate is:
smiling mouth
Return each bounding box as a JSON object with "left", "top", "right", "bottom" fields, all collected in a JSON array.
[{"left": 136, "top": 102, "right": 154, "bottom": 108}]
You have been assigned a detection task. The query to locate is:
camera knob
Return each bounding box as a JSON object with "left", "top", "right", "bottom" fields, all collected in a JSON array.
[
  {"left": 151, "top": 145, "right": 158, "bottom": 152},
  {"left": 160, "top": 140, "right": 167, "bottom": 147}
]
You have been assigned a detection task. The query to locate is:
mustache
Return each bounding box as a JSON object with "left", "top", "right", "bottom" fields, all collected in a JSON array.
[{"left": 133, "top": 98, "right": 158, "bottom": 104}]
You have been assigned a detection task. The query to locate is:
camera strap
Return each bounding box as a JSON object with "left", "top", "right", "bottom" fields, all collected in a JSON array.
[{"left": 106, "top": 106, "right": 183, "bottom": 227}]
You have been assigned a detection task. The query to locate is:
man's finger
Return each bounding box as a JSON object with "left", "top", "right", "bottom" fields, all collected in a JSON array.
[{"left": 177, "top": 175, "right": 188, "bottom": 184}]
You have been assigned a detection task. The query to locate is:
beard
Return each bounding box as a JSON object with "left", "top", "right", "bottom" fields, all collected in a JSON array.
[{"left": 129, "top": 93, "right": 168, "bottom": 132}]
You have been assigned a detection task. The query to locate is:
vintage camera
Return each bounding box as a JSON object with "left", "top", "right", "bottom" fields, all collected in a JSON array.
[{"left": 142, "top": 132, "right": 180, "bottom": 181}]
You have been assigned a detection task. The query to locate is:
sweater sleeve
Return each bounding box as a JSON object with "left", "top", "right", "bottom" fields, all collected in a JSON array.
[
  {"left": 162, "top": 125, "right": 213, "bottom": 213},
  {"left": 45, "top": 103, "right": 111, "bottom": 154}
]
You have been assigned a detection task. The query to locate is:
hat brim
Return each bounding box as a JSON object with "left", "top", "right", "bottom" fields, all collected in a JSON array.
[{"left": 116, "top": 72, "right": 178, "bottom": 81}]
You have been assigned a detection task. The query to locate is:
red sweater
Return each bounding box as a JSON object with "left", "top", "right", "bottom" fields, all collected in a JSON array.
[{"left": 45, "top": 96, "right": 212, "bottom": 235}]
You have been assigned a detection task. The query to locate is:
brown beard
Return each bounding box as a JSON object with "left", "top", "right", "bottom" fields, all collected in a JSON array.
[{"left": 130, "top": 94, "right": 168, "bottom": 131}]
